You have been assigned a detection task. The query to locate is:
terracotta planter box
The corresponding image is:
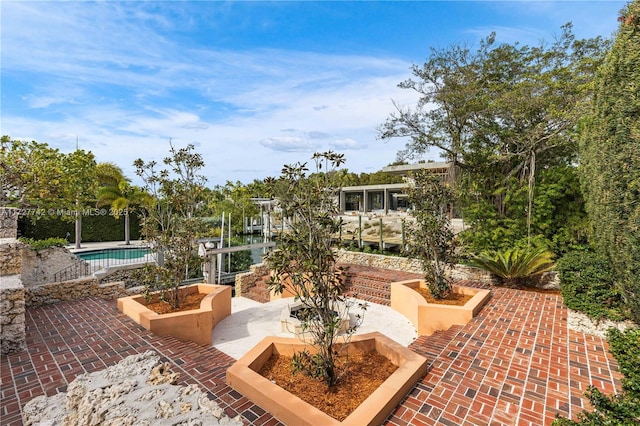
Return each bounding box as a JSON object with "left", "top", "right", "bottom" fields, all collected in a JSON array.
[
  {"left": 391, "top": 279, "right": 491, "bottom": 336},
  {"left": 226, "top": 331, "right": 428, "bottom": 426},
  {"left": 117, "top": 283, "right": 231, "bottom": 345}
]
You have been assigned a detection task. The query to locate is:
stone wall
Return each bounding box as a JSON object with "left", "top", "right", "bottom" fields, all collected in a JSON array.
[
  {"left": 22, "top": 351, "right": 243, "bottom": 425},
  {"left": 1, "top": 276, "right": 26, "bottom": 355},
  {"left": 94, "top": 261, "right": 154, "bottom": 289},
  {"left": 21, "top": 246, "right": 88, "bottom": 287},
  {"left": 335, "top": 249, "right": 497, "bottom": 283},
  {"left": 234, "top": 252, "right": 498, "bottom": 302},
  {"left": 234, "top": 263, "right": 271, "bottom": 297},
  {"left": 25, "top": 277, "right": 127, "bottom": 308},
  {"left": 0, "top": 238, "right": 25, "bottom": 276},
  {"left": 0, "top": 208, "right": 26, "bottom": 355},
  {"left": 0, "top": 208, "right": 18, "bottom": 238}
]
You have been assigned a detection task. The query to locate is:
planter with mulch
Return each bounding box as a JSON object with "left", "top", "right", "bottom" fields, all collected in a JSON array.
[
  {"left": 226, "top": 331, "right": 428, "bottom": 426},
  {"left": 391, "top": 279, "right": 491, "bottom": 336},
  {"left": 117, "top": 283, "right": 231, "bottom": 345}
]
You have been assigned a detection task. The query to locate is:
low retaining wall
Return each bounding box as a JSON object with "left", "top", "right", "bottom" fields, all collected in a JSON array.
[
  {"left": 25, "top": 277, "right": 127, "bottom": 308},
  {"left": 335, "top": 250, "right": 497, "bottom": 283},
  {"left": 1, "top": 275, "right": 26, "bottom": 355},
  {"left": 21, "top": 246, "right": 88, "bottom": 287},
  {"left": 94, "top": 261, "right": 154, "bottom": 289},
  {"left": 235, "top": 252, "right": 497, "bottom": 304},
  {"left": 235, "top": 263, "right": 271, "bottom": 298}
]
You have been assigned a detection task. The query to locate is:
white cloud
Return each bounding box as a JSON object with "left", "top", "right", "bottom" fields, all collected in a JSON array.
[
  {"left": 2, "top": 0, "right": 622, "bottom": 187},
  {"left": 330, "top": 138, "right": 367, "bottom": 151},
  {"left": 259, "top": 136, "right": 314, "bottom": 153}
]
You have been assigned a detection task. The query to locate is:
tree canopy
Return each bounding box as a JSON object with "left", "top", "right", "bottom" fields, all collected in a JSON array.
[
  {"left": 1, "top": 136, "right": 96, "bottom": 211},
  {"left": 380, "top": 25, "right": 609, "bottom": 253}
]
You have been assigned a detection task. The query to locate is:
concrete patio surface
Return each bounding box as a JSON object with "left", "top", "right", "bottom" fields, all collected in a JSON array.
[
  {"left": 213, "top": 296, "right": 417, "bottom": 359},
  {"left": 1, "top": 281, "right": 623, "bottom": 425}
]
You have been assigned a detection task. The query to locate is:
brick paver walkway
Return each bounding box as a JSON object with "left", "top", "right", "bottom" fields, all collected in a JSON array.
[{"left": 1, "top": 282, "right": 623, "bottom": 425}]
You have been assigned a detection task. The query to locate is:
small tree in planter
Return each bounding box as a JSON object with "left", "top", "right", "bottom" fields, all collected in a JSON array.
[
  {"left": 405, "top": 171, "right": 457, "bottom": 299},
  {"left": 265, "top": 151, "right": 367, "bottom": 388},
  {"left": 133, "top": 142, "right": 207, "bottom": 309}
]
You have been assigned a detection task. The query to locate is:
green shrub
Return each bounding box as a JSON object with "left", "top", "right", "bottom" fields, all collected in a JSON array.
[
  {"left": 466, "top": 246, "right": 555, "bottom": 287},
  {"left": 19, "top": 237, "right": 68, "bottom": 251},
  {"left": 579, "top": 0, "right": 640, "bottom": 325},
  {"left": 19, "top": 213, "right": 141, "bottom": 242},
  {"left": 557, "top": 250, "right": 627, "bottom": 321},
  {"left": 554, "top": 328, "right": 640, "bottom": 425}
]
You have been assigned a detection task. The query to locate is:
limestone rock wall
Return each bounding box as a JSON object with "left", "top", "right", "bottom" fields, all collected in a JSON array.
[
  {"left": 25, "top": 277, "right": 127, "bottom": 308},
  {"left": 0, "top": 208, "right": 26, "bottom": 355},
  {"left": 22, "top": 350, "right": 243, "bottom": 426},
  {"left": 0, "top": 208, "right": 18, "bottom": 238},
  {"left": 0, "top": 238, "right": 24, "bottom": 276},
  {"left": 94, "top": 262, "right": 153, "bottom": 289},
  {"left": 1, "top": 276, "right": 26, "bottom": 355},
  {"left": 335, "top": 250, "right": 496, "bottom": 283},
  {"left": 20, "top": 246, "right": 88, "bottom": 287},
  {"left": 235, "top": 263, "right": 271, "bottom": 297}
]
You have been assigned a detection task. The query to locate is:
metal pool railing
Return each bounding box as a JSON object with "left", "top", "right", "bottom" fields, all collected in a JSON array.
[{"left": 74, "top": 247, "right": 156, "bottom": 273}]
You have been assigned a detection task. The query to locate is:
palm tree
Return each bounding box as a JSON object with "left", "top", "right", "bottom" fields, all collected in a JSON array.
[
  {"left": 466, "top": 246, "right": 555, "bottom": 288},
  {"left": 95, "top": 163, "right": 146, "bottom": 245}
]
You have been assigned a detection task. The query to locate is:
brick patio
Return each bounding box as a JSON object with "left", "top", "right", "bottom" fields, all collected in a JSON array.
[{"left": 1, "top": 281, "right": 622, "bottom": 425}]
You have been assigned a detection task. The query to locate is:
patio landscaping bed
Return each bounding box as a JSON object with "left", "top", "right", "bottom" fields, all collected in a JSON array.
[{"left": 1, "top": 285, "right": 625, "bottom": 426}]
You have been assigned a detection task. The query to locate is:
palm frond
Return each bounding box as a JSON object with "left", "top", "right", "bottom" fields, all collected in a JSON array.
[{"left": 467, "top": 247, "right": 555, "bottom": 279}]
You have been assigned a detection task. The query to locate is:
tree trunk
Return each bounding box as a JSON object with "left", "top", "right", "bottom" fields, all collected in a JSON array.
[
  {"left": 75, "top": 213, "right": 82, "bottom": 249},
  {"left": 124, "top": 211, "right": 131, "bottom": 245}
]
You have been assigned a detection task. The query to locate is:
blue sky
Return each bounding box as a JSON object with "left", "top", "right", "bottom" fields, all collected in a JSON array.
[{"left": 1, "top": 1, "right": 627, "bottom": 186}]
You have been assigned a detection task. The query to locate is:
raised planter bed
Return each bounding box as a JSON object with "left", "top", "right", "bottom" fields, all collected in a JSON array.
[
  {"left": 117, "top": 283, "right": 231, "bottom": 345},
  {"left": 390, "top": 279, "right": 491, "bottom": 336},
  {"left": 226, "top": 331, "right": 428, "bottom": 426}
]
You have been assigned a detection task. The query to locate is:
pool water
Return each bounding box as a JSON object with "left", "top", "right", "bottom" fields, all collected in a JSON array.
[{"left": 77, "top": 248, "right": 151, "bottom": 261}]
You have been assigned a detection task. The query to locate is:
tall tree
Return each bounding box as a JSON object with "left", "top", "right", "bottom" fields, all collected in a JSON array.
[
  {"left": 1, "top": 136, "right": 65, "bottom": 208},
  {"left": 207, "top": 180, "right": 260, "bottom": 235},
  {"left": 580, "top": 1, "right": 640, "bottom": 323},
  {"left": 0, "top": 136, "right": 97, "bottom": 247},
  {"left": 380, "top": 25, "right": 608, "bottom": 252},
  {"left": 62, "top": 149, "right": 98, "bottom": 249},
  {"left": 96, "top": 162, "right": 146, "bottom": 245}
]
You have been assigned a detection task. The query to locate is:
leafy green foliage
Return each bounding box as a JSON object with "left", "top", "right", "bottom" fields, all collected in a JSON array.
[
  {"left": 1, "top": 136, "right": 98, "bottom": 213},
  {"left": 1, "top": 136, "right": 67, "bottom": 208},
  {"left": 557, "top": 250, "right": 627, "bottom": 321},
  {"left": 554, "top": 328, "right": 640, "bottom": 425},
  {"left": 206, "top": 180, "right": 261, "bottom": 235},
  {"left": 467, "top": 246, "right": 555, "bottom": 287},
  {"left": 335, "top": 169, "right": 404, "bottom": 187},
  {"left": 95, "top": 162, "right": 147, "bottom": 245},
  {"left": 459, "top": 165, "right": 589, "bottom": 255},
  {"left": 134, "top": 142, "right": 208, "bottom": 309},
  {"left": 265, "top": 152, "right": 367, "bottom": 388},
  {"left": 380, "top": 25, "right": 607, "bottom": 255},
  {"left": 19, "top": 237, "right": 68, "bottom": 251},
  {"left": 19, "top": 213, "right": 142, "bottom": 242},
  {"left": 404, "top": 171, "right": 456, "bottom": 299},
  {"left": 579, "top": 0, "right": 640, "bottom": 324}
]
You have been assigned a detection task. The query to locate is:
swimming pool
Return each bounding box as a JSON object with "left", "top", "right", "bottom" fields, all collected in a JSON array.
[{"left": 76, "top": 247, "right": 151, "bottom": 261}]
